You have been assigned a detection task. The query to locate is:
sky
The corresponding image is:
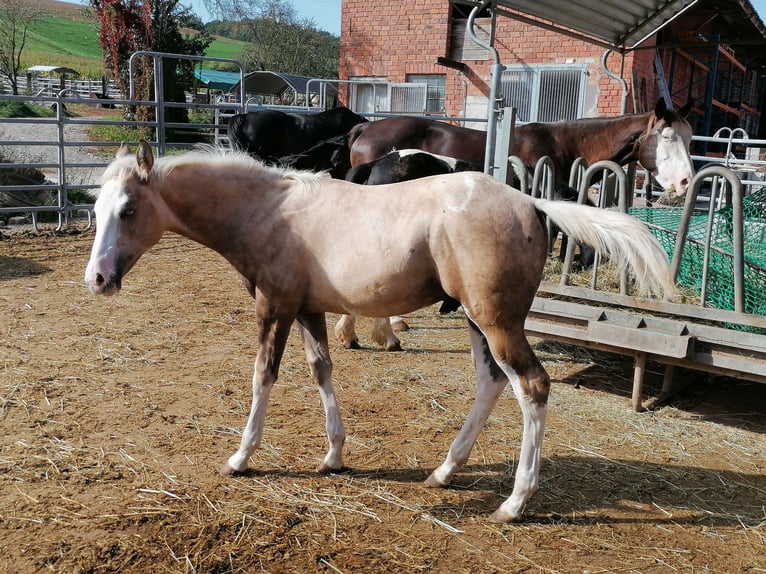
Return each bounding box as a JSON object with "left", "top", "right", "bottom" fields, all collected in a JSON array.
[
  {"left": 186, "top": 0, "right": 342, "bottom": 35},
  {"left": 59, "top": 0, "right": 766, "bottom": 40},
  {"left": 183, "top": 0, "right": 766, "bottom": 39}
]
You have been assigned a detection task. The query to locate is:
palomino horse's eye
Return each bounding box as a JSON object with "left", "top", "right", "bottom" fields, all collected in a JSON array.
[{"left": 120, "top": 206, "right": 136, "bottom": 219}]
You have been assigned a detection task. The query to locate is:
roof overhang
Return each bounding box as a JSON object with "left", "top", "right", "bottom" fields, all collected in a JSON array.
[
  {"left": 456, "top": 0, "right": 700, "bottom": 51},
  {"left": 27, "top": 65, "right": 79, "bottom": 75},
  {"left": 230, "top": 71, "right": 338, "bottom": 97}
]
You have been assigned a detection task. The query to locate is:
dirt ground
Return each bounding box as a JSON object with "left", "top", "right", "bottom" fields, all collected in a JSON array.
[{"left": 1, "top": 229, "right": 764, "bottom": 574}]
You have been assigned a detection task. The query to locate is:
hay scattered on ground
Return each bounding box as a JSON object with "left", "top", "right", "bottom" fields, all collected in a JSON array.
[{"left": 1, "top": 232, "right": 764, "bottom": 573}]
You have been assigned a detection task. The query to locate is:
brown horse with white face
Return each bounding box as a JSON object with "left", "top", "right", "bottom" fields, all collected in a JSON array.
[
  {"left": 85, "top": 141, "right": 674, "bottom": 522},
  {"left": 349, "top": 98, "right": 695, "bottom": 196}
]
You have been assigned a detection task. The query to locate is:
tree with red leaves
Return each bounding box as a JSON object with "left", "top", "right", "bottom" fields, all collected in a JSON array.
[
  {"left": 91, "top": 0, "right": 211, "bottom": 127},
  {"left": 92, "top": 0, "right": 153, "bottom": 124}
]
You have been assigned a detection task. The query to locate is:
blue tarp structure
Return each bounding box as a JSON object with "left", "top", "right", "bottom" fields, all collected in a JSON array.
[
  {"left": 193, "top": 68, "right": 339, "bottom": 106},
  {"left": 193, "top": 69, "right": 242, "bottom": 91}
]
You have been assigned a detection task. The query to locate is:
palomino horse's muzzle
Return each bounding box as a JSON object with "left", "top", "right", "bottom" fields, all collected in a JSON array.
[{"left": 86, "top": 271, "right": 122, "bottom": 295}]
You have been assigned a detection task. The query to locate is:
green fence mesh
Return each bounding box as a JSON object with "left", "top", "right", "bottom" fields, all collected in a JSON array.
[{"left": 630, "top": 186, "right": 766, "bottom": 317}]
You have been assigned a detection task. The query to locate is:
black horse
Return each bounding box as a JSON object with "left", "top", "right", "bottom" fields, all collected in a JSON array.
[{"left": 227, "top": 107, "right": 367, "bottom": 164}]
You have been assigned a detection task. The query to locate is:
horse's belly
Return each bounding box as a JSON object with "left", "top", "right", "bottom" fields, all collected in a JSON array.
[{"left": 305, "top": 253, "right": 444, "bottom": 316}]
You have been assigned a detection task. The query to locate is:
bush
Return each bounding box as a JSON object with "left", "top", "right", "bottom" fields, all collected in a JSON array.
[{"left": 0, "top": 100, "right": 56, "bottom": 118}]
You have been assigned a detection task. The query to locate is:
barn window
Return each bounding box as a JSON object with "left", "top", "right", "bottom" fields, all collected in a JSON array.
[
  {"left": 406, "top": 74, "right": 447, "bottom": 113},
  {"left": 347, "top": 77, "right": 389, "bottom": 113},
  {"left": 500, "top": 64, "right": 588, "bottom": 122},
  {"left": 347, "top": 77, "right": 429, "bottom": 114},
  {"left": 449, "top": 3, "right": 492, "bottom": 61}
]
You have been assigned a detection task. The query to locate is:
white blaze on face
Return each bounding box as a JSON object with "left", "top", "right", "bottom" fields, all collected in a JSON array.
[
  {"left": 654, "top": 123, "right": 695, "bottom": 197},
  {"left": 84, "top": 180, "right": 129, "bottom": 293}
]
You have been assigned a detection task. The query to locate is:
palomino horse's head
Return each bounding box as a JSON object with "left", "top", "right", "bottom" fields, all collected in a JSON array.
[
  {"left": 636, "top": 99, "right": 695, "bottom": 197},
  {"left": 85, "top": 140, "right": 164, "bottom": 295}
]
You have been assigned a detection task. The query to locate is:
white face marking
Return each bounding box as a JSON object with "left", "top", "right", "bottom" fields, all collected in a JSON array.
[
  {"left": 83, "top": 180, "right": 130, "bottom": 293},
  {"left": 653, "top": 122, "right": 694, "bottom": 196}
]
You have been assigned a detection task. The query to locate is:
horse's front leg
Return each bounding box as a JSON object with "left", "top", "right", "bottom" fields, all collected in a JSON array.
[
  {"left": 298, "top": 313, "right": 346, "bottom": 472},
  {"left": 221, "top": 306, "right": 295, "bottom": 475}
]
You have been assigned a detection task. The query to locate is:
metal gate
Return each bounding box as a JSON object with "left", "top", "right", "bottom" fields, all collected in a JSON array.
[
  {"left": 387, "top": 83, "right": 427, "bottom": 113},
  {"left": 500, "top": 64, "right": 587, "bottom": 122}
]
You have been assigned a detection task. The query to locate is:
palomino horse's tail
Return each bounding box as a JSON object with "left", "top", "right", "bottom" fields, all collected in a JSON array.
[{"left": 533, "top": 199, "right": 676, "bottom": 299}]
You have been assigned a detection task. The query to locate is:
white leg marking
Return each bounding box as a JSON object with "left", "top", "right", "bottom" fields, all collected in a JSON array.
[
  {"left": 299, "top": 315, "right": 346, "bottom": 472},
  {"left": 318, "top": 382, "right": 346, "bottom": 470},
  {"left": 493, "top": 368, "right": 547, "bottom": 522},
  {"left": 226, "top": 370, "right": 274, "bottom": 472}
]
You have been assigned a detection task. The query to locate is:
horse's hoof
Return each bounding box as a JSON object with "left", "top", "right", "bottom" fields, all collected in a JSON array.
[
  {"left": 386, "top": 342, "right": 403, "bottom": 352},
  {"left": 489, "top": 508, "right": 521, "bottom": 523},
  {"left": 220, "top": 463, "right": 238, "bottom": 476},
  {"left": 391, "top": 319, "right": 409, "bottom": 332},
  {"left": 348, "top": 340, "right": 361, "bottom": 350},
  {"left": 424, "top": 472, "right": 447, "bottom": 488},
  {"left": 317, "top": 463, "right": 345, "bottom": 474}
]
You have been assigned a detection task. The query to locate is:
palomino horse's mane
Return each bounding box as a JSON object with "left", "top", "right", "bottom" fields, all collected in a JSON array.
[{"left": 98, "top": 145, "right": 328, "bottom": 192}]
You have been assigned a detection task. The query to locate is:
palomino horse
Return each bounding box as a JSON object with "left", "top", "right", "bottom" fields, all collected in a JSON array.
[
  {"left": 85, "top": 141, "right": 674, "bottom": 522},
  {"left": 342, "top": 98, "right": 695, "bottom": 350}
]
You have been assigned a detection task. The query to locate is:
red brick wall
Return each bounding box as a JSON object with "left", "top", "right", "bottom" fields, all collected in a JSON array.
[{"left": 340, "top": 0, "right": 643, "bottom": 118}]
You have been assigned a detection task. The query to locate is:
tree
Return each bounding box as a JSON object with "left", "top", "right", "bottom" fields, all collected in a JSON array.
[
  {"left": 149, "top": 0, "right": 212, "bottom": 123},
  {"left": 0, "top": 0, "right": 44, "bottom": 95},
  {"left": 203, "top": 0, "right": 339, "bottom": 79},
  {"left": 91, "top": 0, "right": 153, "bottom": 123},
  {"left": 91, "top": 0, "right": 212, "bottom": 125}
]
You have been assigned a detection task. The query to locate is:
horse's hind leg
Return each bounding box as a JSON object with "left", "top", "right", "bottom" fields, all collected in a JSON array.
[
  {"left": 425, "top": 318, "right": 509, "bottom": 488},
  {"left": 426, "top": 315, "right": 550, "bottom": 523},
  {"left": 480, "top": 321, "right": 550, "bottom": 523},
  {"left": 298, "top": 313, "right": 346, "bottom": 472},
  {"left": 371, "top": 317, "right": 402, "bottom": 351},
  {"left": 334, "top": 314, "right": 361, "bottom": 349}
]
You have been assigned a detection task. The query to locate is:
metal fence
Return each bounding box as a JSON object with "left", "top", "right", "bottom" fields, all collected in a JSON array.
[
  {"left": 2, "top": 50, "right": 765, "bottom": 231},
  {"left": 0, "top": 53, "right": 250, "bottom": 230}
]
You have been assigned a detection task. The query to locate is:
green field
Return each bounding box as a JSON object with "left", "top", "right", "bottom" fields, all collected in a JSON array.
[{"left": 21, "top": 15, "right": 247, "bottom": 78}]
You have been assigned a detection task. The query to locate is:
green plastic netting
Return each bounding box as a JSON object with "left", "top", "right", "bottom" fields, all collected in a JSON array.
[{"left": 629, "top": 186, "right": 766, "bottom": 317}]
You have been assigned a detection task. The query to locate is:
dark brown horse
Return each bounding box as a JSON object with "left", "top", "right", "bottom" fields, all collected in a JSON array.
[{"left": 349, "top": 99, "right": 695, "bottom": 196}]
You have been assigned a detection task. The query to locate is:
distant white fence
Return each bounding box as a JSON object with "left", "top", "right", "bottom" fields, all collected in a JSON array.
[{"left": 1, "top": 75, "right": 122, "bottom": 99}]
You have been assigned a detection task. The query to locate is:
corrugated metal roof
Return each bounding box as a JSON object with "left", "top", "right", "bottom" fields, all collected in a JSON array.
[
  {"left": 232, "top": 71, "right": 338, "bottom": 96},
  {"left": 459, "top": 0, "right": 700, "bottom": 49}
]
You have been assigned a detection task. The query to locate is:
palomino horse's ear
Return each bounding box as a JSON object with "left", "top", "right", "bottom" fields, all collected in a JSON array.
[
  {"left": 678, "top": 99, "right": 694, "bottom": 118},
  {"left": 136, "top": 139, "right": 154, "bottom": 181},
  {"left": 116, "top": 142, "right": 131, "bottom": 157}
]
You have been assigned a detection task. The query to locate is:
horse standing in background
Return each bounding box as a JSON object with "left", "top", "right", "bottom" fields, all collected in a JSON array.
[
  {"left": 349, "top": 99, "right": 695, "bottom": 196},
  {"left": 228, "top": 107, "right": 366, "bottom": 164}
]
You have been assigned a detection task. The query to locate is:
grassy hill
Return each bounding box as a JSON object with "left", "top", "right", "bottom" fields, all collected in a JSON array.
[{"left": 23, "top": 0, "right": 247, "bottom": 78}]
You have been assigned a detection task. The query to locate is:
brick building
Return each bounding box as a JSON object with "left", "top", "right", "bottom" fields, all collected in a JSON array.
[{"left": 339, "top": 0, "right": 766, "bottom": 138}]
